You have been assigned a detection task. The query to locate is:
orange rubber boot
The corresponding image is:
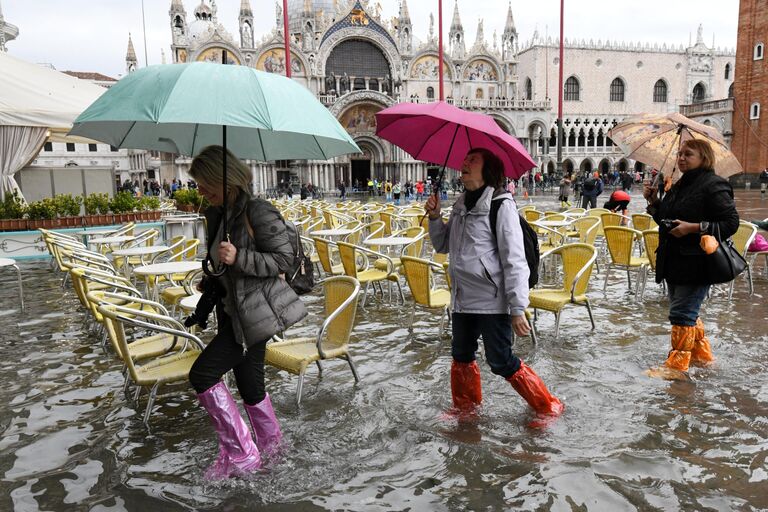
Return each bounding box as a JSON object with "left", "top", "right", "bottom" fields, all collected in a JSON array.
[
  {"left": 450, "top": 360, "right": 482, "bottom": 416},
  {"left": 664, "top": 324, "right": 695, "bottom": 371},
  {"left": 646, "top": 325, "right": 695, "bottom": 380},
  {"left": 691, "top": 318, "right": 715, "bottom": 367},
  {"left": 506, "top": 362, "right": 564, "bottom": 428}
]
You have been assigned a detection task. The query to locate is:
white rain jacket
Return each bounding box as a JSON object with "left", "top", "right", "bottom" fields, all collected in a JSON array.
[{"left": 429, "top": 186, "right": 529, "bottom": 316}]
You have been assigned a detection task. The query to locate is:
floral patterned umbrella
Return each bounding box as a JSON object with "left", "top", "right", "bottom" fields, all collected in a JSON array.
[{"left": 607, "top": 112, "right": 742, "bottom": 182}]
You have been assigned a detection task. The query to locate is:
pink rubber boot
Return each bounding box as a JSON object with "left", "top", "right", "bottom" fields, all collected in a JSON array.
[
  {"left": 197, "top": 381, "right": 261, "bottom": 480},
  {"left": 244, "top": 393, "right": 283, "bottom": 457}
]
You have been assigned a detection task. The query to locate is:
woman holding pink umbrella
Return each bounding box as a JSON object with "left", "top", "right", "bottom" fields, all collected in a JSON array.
[{"left": 425, "top": 148, "right": 564, "bottom": 427}]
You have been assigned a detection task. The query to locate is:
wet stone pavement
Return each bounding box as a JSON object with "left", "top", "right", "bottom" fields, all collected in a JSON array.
[{"left": 0, "top": 189, "right": 767, "bottom": 511}]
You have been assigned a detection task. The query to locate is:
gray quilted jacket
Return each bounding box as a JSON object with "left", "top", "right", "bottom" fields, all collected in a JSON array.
[
  {"left": 205, "top": 191, "right": 307, "bottom": 350},
  {"left": 429, "top": 186, "right": 529, "bottom": 316}
]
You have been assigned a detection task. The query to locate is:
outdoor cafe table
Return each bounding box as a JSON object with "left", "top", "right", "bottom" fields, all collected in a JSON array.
[
  {"left": 309, "top": 228, "right": 354, "bottom": 238},
  {"left": 89, "top": 235, "right": 136, "bottom": 246},
  {"left": 72, "top": 228, "right": 115, "bottom": 244},
  {"left": 362, "top": 236, "right": 416, "bottom": 247},
  {"left": 179, "top": 293, "right": 201, "bottom": 312},
  {"left": 111, "top": 245, "right": 170, "bottom": 277},
  {"left": 133, "top": 261, "right": 202, "bottom": 301},
  {"left": 534, "top": 220, "right": 573, "bottom": 228}
]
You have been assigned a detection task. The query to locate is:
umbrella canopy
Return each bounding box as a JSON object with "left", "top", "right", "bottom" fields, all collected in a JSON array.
[
  {"left": 375, "top": 101, "right": 536, "bottom": 179},
  {"left": 607, "top": 112, "right": 742, "bottom": 180},
  {"left": 69, "top": 62, "right": 359, "bottom": 160}
]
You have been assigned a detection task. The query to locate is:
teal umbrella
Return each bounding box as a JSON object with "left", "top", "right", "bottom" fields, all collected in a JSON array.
[
  {"left": 70, "top": 62, "right": 359, "bottom": 160},
  {"left": 70, "top": 60, "right": 359, "bottom": 275}
]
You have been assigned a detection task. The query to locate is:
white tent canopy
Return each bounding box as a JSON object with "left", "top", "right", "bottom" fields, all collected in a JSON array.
[{"left": 0, "top": 51, "right": 106, "bottom": 200}]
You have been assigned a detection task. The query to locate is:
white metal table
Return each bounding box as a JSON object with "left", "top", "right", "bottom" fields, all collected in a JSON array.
[
  {"left": 112, "top": 245, "right": 170, "bottom": 277},
  {"left": 0, "top": 258, "right": 24, "bottom": 311},
  {"left": 179, "top": 293, "right": 202, "bottom": 312},
  {"left": 310, "top": 228, "right": 355, "bottom": 238},
  {"left": 133, "top": 261, "right": 202, "bottom": 300}
]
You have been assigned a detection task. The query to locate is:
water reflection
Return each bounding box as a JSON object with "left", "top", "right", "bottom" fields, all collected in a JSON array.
[{"left": 0, "top": 189, "right": 766, "bottom": 510}]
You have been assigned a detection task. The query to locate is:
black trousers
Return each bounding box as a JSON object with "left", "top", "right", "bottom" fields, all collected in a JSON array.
[
  {"left": 189, "top": 311, "right": 268, "bottom": 405},
  {"left": 451, "top": 313, "right": 521, "bottom": 379}
]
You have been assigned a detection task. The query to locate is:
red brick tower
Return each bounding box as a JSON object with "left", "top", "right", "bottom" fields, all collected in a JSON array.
[{"left": 732, "top": 0, "right": 768, "bottom": 178}]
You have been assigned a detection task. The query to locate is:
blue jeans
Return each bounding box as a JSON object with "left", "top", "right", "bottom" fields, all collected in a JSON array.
[
  {"left": 667, "top": 282, "right": 710, "bottom": 326},
  {"left": 452, "top": 313, "right": 521, "bottom": 378}
]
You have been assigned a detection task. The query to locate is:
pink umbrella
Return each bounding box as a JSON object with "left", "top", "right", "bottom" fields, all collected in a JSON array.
[{"left": 375, "top": 101, "right": 537, "bottom": 181}]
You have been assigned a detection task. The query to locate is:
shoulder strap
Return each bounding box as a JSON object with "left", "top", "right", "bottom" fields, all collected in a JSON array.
[{"left": 489, "top": 197, "right": 509, "bottom": 243}]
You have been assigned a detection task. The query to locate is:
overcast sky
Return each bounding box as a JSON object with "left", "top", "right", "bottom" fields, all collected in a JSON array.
[{"left": 3, "top": 0, "right": 739, "bottom": 78}]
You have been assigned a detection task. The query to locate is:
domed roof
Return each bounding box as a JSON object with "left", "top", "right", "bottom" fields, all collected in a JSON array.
[
  {"left": 188, "top": 17, "right": 214, "bottom": 41},
  {"left": 193, "top": 0, "right": 213, "bottom": 19},
  {"left": 286, "top": 0, "right": 337, "bottom": 33}
]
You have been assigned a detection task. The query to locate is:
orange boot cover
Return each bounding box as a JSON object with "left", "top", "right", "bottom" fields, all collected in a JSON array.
[
  {"left": 691, "top": 318, "right": 715, "bottom": 366},
  {"left": 663, "top": 325, "right": 695, "bottom": 372},
  {"left": 506, "top": 362, "right": 564, "bottom": 426},
  {"left": 450, "top": 360, "right": 482, "bottom": 416}
]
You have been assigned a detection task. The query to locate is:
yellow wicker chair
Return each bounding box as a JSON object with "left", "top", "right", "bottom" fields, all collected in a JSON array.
[
  {"left": 265, "top": 276, "right": 361, "bottom": 406},
  {"left": 631, "top": 213, "right": 654, "bottom": 231},
  {"left": 337, "top": 241, "right": 403, "bottom": 307},
  {"left": 602, "top": 226, "right": 649, "bottom": 297},
  {"left": 523, "top": 209, "right": 543, "bottom": 223},
  {"left": 88, "top": 291, "right": 183, "bottom": 370},
  {"left": 567, "top": 216, "right": 600, "bottom": 245},
  {"left": 564, "top": 207, "right": 586, "bottom": 215},
  {"left": 97, "top": 303, "right": 203, "bottom": 425},
  {"left": 600, "top": 212, "right": 630, "bottom": 228},
  {"left": 313, "top": 237, "right": 344, "bottom": 276},
  {"left": 400, "top": 256, "right": 451, "bottom": 337},
  {"left": 639, "top": 229, "right": 662, "bottom": 300},
  {"left": 728, "top": 221, "right": 758, "bottom": 298},
  {"left": 528, "top": 243, "right": 597, "bottom": 338},
  {"left": 159, "top": 268, "right": 204, "bottom": 314}
]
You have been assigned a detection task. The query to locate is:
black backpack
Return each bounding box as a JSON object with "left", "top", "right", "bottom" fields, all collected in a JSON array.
[
  {"left": 244, "top": 207, "right": 315, "bottom": 295},
  {"left": 489, "top": 198, "right": 539, "bottom": 289},
  {"left": 582, "top": 177, "right": 597, "bottom": 192}
]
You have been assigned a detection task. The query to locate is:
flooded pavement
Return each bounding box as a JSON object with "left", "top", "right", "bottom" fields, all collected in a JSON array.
[{"left": 0, "top": 189, "right": 767, "bottom": 511}]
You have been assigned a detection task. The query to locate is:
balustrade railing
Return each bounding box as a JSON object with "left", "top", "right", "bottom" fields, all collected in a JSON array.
[
  {"left": 679, "top": 98, "right": 733, "bottom": 115},
  {"left": 316, "top": 92, "right": 551, "bottom": 111}
]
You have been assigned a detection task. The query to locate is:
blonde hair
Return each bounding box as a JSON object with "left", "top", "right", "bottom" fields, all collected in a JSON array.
[
  {"left": 188, "top": 145, "right": 252, "bottom": 197},
  {"left": 681, "top": 139, "right": 716, "bottom": 171}
]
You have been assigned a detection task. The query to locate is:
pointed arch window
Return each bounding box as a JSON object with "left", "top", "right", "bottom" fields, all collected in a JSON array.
[
  {"left": 751, "top": 102, "right": 761, "bottom": 120},
  {"left": 728, "top": 83, "right": 734, "bottom": 98},
  {"left": 609, "top": 77, "right": 625, "bottom": 102},
  {"left": 653, "top": 79, "right": 668, "bottom": 103},
  {"left": 564, "top": 76, "right": 580, "bottom": 101},
  {"left": 525, "top": 77, "right": 532, "bottom": 100},
  {"left": 724, "top": 63, "right": 731, "bottom": 80},
  {"left": 692, "top": 82, "right": 706, "bottom": 103}
]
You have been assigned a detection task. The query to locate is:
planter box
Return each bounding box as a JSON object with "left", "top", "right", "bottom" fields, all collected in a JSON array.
[
  {"left": 0, "top": 219, "right": 28, "bottom": 231},
  {"left": 61, "top": 216, "right": 82, "bottom": 227}
]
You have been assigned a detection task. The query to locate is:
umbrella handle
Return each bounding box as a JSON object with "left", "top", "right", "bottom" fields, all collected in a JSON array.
[{"left": 202, "top": 255, "right": 227, "bottom": 277}]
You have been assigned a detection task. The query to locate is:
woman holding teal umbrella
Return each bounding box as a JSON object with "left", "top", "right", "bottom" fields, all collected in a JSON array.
[{"left": 186, "top": 145, "right": 306, "bottom": 479}]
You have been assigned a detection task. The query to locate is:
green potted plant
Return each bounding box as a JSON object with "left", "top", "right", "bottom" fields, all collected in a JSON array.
[
  {"left": 96, "top": 193, "right": 112, "bottom": 224},
  {"left": 27, "top": 197, "right": 59, "bottom": 229},
  {"left": 0, "top": 191, "right": 28, "bottom": 230},
  {"left": 139, "top": 196, "right": 162, "bottom": 221},
  {"left": 109, "top": 191, "right": 138, "bottom": 223},
  {"left": 53, "top": 194, "right": 83, "bottom": 227},
  {"left": 174, "top": 189, "right": 208, "bottom": 213}
]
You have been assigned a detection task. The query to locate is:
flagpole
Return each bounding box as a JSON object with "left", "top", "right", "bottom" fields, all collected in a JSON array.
[
  {"left": 438, "top": 0, "right": 444, "bottom": 101},
  {"left": 555, "top": 0, "right": 564, "bottom": 178},
  {"left": 141, "top": 0, "right": 149, "bottom": 66},
  {"left": 283, "top": 0, "right": 292, "bottom": 78}
]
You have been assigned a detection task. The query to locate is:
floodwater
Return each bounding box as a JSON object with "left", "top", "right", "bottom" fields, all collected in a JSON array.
[{"left": 1, "top": 189, "right": 767, "bottom": 511}]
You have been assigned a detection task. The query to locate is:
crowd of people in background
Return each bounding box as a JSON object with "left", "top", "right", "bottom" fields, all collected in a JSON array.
[{"left": 119, "top": 177, "right": 198, "bottom": 198}]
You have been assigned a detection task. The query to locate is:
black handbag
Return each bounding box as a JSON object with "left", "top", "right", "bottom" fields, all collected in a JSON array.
[{"left": 704, "top": 224, "right": 747, "bottom": 284}]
